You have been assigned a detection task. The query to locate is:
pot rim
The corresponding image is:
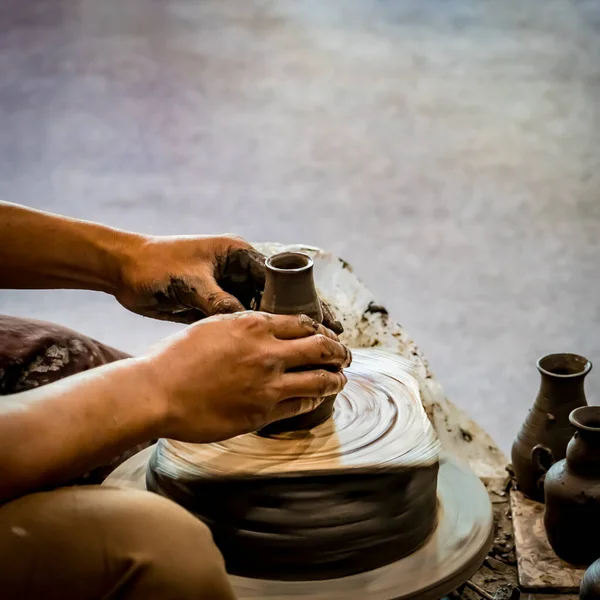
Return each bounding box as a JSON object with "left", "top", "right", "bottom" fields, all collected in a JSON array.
[
  {"left": 266, "top": 252, "right": 313, "bottom": 273},
  {"left": 570, "top": 406, "right": 600, "bottom": 432},
  {"left": 536, "top": 353, "right": 592, "bottom": 379}
]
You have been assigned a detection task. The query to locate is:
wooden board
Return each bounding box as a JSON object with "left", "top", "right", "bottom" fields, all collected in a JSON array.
[{"left": 511, "top": 490, "right": 585, "bottom": 592}]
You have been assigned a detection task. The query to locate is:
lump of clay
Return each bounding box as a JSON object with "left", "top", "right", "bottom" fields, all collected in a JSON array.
[{"left": 147, "top": 349, "right": 441, "bottom": 580}]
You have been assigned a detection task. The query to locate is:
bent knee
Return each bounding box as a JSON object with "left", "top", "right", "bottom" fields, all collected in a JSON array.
[
  {"left": 0, "top": 486, "right": 235, "bottom": 600},
  {"left": 98, "top": 488, "right": 235, "bottom": 598}
]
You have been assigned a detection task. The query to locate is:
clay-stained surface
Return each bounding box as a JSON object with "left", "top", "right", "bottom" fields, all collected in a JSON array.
[
  {"left": 511, "top": 490, "right": 585, "bottom": 592},
  {"left": 256, "top": 243, "right": 507, "bottom": 478}
]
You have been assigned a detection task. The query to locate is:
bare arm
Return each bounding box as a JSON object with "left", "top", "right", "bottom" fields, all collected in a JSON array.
[
  {"left": 0, "top": 201, "right": 343, "bottom": 331},
  {"left": 0, "top": 358, "right": 163, "bottom": 501},
  {"left": 0, "top": 313, "right": 350, "bottom": 503},
  {"left": 0, "top": 201, "right": 135, "bottom": 292}
]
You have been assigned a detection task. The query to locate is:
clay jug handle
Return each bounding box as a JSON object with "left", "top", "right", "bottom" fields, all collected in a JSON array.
[
  {"left": 531, "top": 444, "right": 555, "bottom": 472},
  {"left": 531, "top": 444, "right": 555, "bottom": 494}
]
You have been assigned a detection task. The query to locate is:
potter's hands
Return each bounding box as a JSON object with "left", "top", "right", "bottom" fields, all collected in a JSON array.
[
  {"left": 141, "top": 312, "right": 352, "bottom": 443},
  {"left": 116, "top": 235, "right": 343, "bottom": 334}
]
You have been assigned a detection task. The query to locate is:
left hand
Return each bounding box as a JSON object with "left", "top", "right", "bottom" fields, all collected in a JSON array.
[{"left": 115, "top": 234, "right": 343, "bottom": 333}]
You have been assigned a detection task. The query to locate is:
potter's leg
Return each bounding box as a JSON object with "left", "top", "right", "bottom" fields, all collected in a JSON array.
[
  {"left": 0, "top": 314, "right": 130, "bottom": 392},
  {"left": 0, "top": 315, "right": 150, "bottom": 482},
  {"left": 0, "top": 486, "right": 237, "bottom": 600}
]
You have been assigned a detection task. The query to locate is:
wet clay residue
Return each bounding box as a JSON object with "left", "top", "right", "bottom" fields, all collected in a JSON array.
[{"left": 365, "top": 302, "right": 389, "bottom": 316}]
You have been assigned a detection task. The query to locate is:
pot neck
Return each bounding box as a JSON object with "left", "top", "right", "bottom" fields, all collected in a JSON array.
[
  {"left": 537, "top": 353, "right": 591, "bottom": 399},
  {"left": 539, "top": 371, "right": 588, "bottom": 391},
  {"left": 566, "top": 407, "right": 600, "bottom": 474},
  {"left": 261, "top": 252, "right": 323, "bottom": 321}
]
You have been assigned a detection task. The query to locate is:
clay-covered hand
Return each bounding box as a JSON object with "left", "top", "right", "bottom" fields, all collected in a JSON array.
[
  {"left": 116, "top": 234, "right": 343, "bottom": 333},
  {"left": 140, "top": 312, "right": 352, "bottom": 443}
]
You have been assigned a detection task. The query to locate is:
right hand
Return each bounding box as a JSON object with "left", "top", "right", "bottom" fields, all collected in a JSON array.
[{"left": 141, "top": 312, "right": 351, "bottom": 443}]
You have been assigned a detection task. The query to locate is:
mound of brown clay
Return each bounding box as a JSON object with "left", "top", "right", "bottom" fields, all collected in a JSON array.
[{"left": 147, "top": 349, "right": 441, "bottom": 580}]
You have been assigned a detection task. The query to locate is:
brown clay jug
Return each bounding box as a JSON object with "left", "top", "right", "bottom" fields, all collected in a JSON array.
[
  {"left": 511, "top": 353, "right": 591, "bottom": 502},
  {"left": 258, "top": 251, "right": 335, "bottom": 434},
  {"left": 544, "top": 406, "right": 600, "bottom": 566}
]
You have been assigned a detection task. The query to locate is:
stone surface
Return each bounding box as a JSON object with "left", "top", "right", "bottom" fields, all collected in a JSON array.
[{"left": 1, "top": 0, "right": 600, "bottom": 455}]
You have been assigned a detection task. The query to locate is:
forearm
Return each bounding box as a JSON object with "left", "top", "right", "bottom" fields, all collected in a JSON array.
[
  {"left": 0, "top": 357, "right": 165, "bottom": 502},
  {"left": 0, "top": 201, "right": 142, "bottom": 292}
]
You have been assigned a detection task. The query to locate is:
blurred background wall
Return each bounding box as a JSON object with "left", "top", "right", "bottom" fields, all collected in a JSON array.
[{"left": 1, "top": 0, "right": 599, "bottom": 453}]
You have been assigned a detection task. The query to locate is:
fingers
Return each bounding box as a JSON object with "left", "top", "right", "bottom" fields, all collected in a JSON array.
[
  {"left": 267, "top": 313, "right": 339, "bottom": 341},
  {"left": 277, "top": 369, "right": 348, "bottom": 399},
  {"left": 279, "top": 335, "right": 351, "bottom": 370},
  {"left": 121, "top": 301, "right": 207, "bottom": 324},
  {"left": 320, "top": 300, "right": 344, "bottom": 335},
  {"left": 172, "top": 274, "right": 245, "bottom": 316},
  {"left": 222, "top": 247, "right": 266, "bottom": 287}
]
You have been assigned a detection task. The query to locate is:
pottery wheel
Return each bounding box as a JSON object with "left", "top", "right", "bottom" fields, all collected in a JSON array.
[
  {"left": 105, "top": 349, "right": 493, "bottom": 599},
  {"left": 147, "top": 350, "right": 442, "bottom": 580}
]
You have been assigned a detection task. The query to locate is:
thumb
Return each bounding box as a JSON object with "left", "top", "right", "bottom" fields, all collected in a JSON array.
[{"left": 173, "top": 273, "right": 245, "bottom": 316}]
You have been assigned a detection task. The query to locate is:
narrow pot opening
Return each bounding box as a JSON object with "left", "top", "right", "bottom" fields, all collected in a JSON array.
[
  {"left": 537, "top": 353, "right": 592, "bottom": 378},
  {"left": 266, "top": 252, "right": 312, "bottom": 272},
  {"left": 570, "top": 406, "right": 600, "bottom": 432}
]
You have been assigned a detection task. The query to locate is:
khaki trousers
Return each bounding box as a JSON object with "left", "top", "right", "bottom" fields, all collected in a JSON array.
[{"left": 0, "top": 316, "right": 236, "bottom": 599}]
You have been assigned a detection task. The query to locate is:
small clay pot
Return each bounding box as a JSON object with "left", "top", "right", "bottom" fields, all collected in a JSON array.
[
  {"left": 544, "top": 406, "right": 600, "bottom": 566},
  {"left": 259, "top": 252, "right": 324, "bottom": 322},
  {"left": 581, "top": 558, "right": 600, "bottom": 599},
  {"left": 259, "top": 252, "right": 335, "bottom": 434},
  {"left": 511, "top": 353, "right": 592, "bottom": 502}
]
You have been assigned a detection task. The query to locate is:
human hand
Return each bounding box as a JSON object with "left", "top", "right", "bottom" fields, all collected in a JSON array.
[
  {"left": 116, "top": 235, "right": 343, "bottom": 333},
  {"left": 140, "top": 312, "right": 351, "bottom": 443}
]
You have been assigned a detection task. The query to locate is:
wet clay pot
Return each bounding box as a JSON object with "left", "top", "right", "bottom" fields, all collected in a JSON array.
[
  {"left": 259, "top": 252, "right": 335, "bottom": 434},
  {"left": 544, "top": 406, "right": 600, "bottom": 566},
  {"left": 511, "top": 353, "right": 592, "bottom": 502},
  {"left": 581, "top": 558, "right": 600, "bottom": 599}
]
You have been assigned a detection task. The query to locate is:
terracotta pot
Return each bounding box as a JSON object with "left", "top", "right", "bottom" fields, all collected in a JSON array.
[
  {"left": 258, "top": 252, "right": 335, "bottom": 434},
  {"left": 544, "top": 406, "right": 600, "bottom": 566},
  {"left": 581, "top": 558, "right": 600, "bottom": 599},
  {"left": 511, "top": 353, "right": 592, "bottom": 502}
]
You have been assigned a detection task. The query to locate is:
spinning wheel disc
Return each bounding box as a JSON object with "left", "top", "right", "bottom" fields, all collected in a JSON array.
[
  {"left": 105, "top": 451, "right": 492, "bottom": 600},
  {"left": 105, "top": 349, "right": 492, "bottom": 599}
]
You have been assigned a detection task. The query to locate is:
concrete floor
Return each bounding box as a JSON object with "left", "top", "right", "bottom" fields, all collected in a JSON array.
[{"left": 1, "top": 0, "right": 599, "bottom": 454}]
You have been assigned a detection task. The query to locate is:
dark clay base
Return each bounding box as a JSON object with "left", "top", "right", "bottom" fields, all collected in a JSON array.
[
  {"left": 258, "top": 395, "right": 337, "bottom": 436},
  {"left": 147, "top": 460, "right": 439, "bottom": 580}
]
